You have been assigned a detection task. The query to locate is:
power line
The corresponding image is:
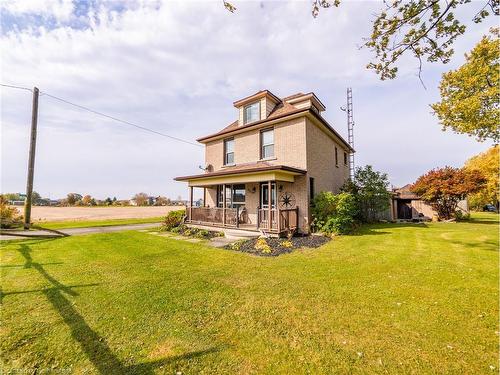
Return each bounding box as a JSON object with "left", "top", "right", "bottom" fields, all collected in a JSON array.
[
  {"left": 0, "top": 83, "right": 32, "bottom": 92},
  {"left": 1, "top": 83, "right": 202, "bottom": 148}
]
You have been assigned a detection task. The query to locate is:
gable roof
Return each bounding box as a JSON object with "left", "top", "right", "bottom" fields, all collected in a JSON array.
[
  {"left": 393, "top": 184, "right": 420, "bottom": 200},
  {"left": 233, "top": 90, "right": 281, "bottom": 108},
  {"left": 197, "top": 91, "right": 354, "bottom": 152},
  {"left": 284, "top": 92, "right": 326, "bottom": 111},
  {"left": 197, "top": 101, "right": 302, "bottom": 142}
]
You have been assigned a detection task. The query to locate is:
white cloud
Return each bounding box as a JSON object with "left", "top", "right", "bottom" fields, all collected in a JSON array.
[
  {"left": 1, "top": 0, "right": 75, "bottom": 23},
  {"left": 1, "top": 1, "right": 496, "bottom": 199}
]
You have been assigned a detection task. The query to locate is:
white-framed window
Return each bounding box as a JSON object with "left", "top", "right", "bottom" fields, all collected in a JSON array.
[
  {"left": 224, "top": 138, "right": 234, "bottom": 165},
  {"left": 260, "top": 128, "right": 274, "bottom": 159},
  {"left": 217, "top": 184, "right": 246, "bottom": 208},
  {"left": 244, "top": 102, "right": 260, "bottom": 124}
]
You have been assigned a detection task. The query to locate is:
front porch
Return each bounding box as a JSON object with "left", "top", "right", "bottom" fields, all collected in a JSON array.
[
  {"left": 186, "top": 204, "right": 299, "bottom": 235},
  {"left": 175, "top": 164, "right": 307, "bottom": 236}
]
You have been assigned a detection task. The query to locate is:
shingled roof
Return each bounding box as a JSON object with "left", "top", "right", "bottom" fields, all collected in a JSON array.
[
  {"left": 174, "top": 161, "right": 306, "bottom": 181},
  {"left": 196, "top": 100, "right": 303, "bottom": 142},
  {"left": 196, "top": 91, "right": 353, "bottom": 152}
]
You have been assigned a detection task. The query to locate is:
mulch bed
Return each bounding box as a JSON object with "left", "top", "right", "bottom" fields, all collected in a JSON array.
[{"left": 226, "top": 235, "right": 331, "bottom": 257}]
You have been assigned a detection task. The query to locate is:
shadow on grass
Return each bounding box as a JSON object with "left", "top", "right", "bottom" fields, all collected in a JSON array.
[
  {"left": 351, "top": 222, "right": 429, "bottom": 236},
  {"left": 5, "top": 242, "right": 222, "bottom": 374},
  {"left": 448, "top": 240, "right": 499, "bottom": 252},
  {"left": 466, "top": 219, "right": 500, "bottom": 225},
  {"left": 44, "top": 287, "right": 222, "bottom": 374}
]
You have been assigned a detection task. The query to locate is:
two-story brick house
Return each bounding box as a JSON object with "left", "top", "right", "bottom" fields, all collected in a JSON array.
[{"left": 175, "top": 90, "right": 353, "bottom": 235}]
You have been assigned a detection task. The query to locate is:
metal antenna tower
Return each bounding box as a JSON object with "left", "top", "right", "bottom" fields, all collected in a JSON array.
[{"left": 341, "top": 88, "right": 355, "bottom": 179}]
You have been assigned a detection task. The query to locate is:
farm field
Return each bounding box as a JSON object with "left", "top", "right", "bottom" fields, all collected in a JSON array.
[
  {"left": 13, "top": 206, "right": 180, "bottom": 222},
  {"left": 1, "top": 213, "right": 498, "bottom": 374}
]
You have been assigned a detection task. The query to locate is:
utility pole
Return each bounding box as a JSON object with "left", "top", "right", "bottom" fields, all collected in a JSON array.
[{"left": 23, "top": 87, "right": 39, "bottom": 230}]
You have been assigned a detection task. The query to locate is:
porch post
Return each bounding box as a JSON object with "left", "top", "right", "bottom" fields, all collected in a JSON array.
[
  {"left": 189, "top": 186, "right": 193, "bottom": 221},
  {"left": 222, "top": 184, "right": 226, "bottom": 226},
  {"left": 267, "top": 180, "right": 272, "bottom": 231}
]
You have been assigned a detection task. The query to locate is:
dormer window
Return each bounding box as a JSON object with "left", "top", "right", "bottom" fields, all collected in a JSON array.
[{"left": 243, "top": 102, "right": 260, "bottom": 124}]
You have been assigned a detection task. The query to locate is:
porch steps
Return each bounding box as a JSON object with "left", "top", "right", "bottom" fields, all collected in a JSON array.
[{"left": 223, "top": 228, "right": 260, "bottom": 240}]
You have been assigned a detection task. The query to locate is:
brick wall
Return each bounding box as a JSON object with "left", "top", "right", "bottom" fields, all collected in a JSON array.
[
  {"left": 204, "top": 117, "right": 307, "bottom": 171},
  {"left": 201, "top": 114, "right": 350, "bottom": 234}
]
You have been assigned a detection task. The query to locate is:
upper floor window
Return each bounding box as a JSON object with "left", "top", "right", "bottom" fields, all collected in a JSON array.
[
  {"left": 260, "top": 129, "right": 274, "bottom": 159},
  {"left": 344, "top": 151, "right": 348, "bottom": 165},
  {"left": 224, "top": 138, "right": 234, "bottom": 165},
  {"left": 335, "top": 146, "right": 338, "bottom": 167},
  {"left": 244, "top": 102, "right": 260, "bottom": 124}
]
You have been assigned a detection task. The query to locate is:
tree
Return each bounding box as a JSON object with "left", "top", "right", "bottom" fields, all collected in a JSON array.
[
  {"left": 105, "top": 197, "right": 113, "bottom": 206},
  {"left": 464, "top": 145, "right": 499, "bottom": 209},
  {"left": 411, "top": 166, "right": 486, "bottom": 219},
  {"left": 223, "top": 0, "right": 498, "bottom": 80},
  {"left": 82, "top": 195, "right": 96, "bottom": 206},
  {"left": 342, "top": 165, "right": 391, "bottom": 223},
  {"left": 155, "top": 196, "right": 171, "bottom": 206},
  {"left": 133, "top": 192, "right": 149, "bottom": 206},
  {"left": 32, "top": 191, "right": 41, "bottom": 203},
  {"left": 431, "top": 29, "right": 499, "bottom": 142},
  {"left": 0, "top": 195, "right": 23, "bottom": 229},
  {"left": 3, "top": 193, "right": 21, "bottom": 201},
  {"left": 66, "top": 193, "right": 82, "bottom": 206}
]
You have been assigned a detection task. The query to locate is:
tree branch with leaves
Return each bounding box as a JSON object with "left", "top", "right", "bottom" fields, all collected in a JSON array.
[
  {"left": 222, "top": 0, "right": 499, "bottom": 80},
  {"left": 431, "top": 28, "right": 499, "bottom": 142}
]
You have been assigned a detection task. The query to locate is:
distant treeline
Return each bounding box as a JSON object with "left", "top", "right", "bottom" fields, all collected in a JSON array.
[{"left": 2, "top": 192, "right": 188, "bottom": 207}]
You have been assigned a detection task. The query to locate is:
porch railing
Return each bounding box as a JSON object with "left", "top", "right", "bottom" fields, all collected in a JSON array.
[
  {"left": 187, "top": 207, "right": 239, "bottom": 227},
  {"left": 186, "top": 206, "right": 299, "bottom": 234},
  {"left": 257, "top": 207, "right": 299, "bottom": 233}
]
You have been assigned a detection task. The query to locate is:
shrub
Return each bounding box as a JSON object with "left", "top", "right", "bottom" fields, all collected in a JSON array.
[
  {"left": 411, "top": 167, "right": 485, "bottom": 220},
  {"left": 195, "top": 229, "right": 210, "bottom": 239},
  {"left": 230, "top": 240, "right": 246, "bottom": 251},
  {"left": 280, "top": 240, "right": 293, "bottom": 248},
  {"left": 312, "top": 192, "right": 358, "bottom": 235},
  {"left": 171, "top": 224, "right": 185, "bottom": 234},
  {"left": 254, "top": 238, "right": 272, "bottom": 254},
  {"left": 0, "top": 195, "right": 23, "bottom": 229},
  {"left": 454, "top": 210, "right": 470, "bottom": 221},
  {"left": 160, "top": 210, "right": 185, "bottom": 231},
  {"left": 341, "top": 165, "right": 391, "bottom": 223}
]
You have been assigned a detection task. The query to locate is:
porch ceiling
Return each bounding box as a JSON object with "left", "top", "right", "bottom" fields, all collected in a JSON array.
[{"left": 175, "top": 165, "right": 306, "bottom": 187}]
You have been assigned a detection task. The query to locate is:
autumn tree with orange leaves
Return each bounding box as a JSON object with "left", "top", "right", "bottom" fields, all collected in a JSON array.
[{"left": 411, "top": 167, "right": 486, "bottom": 220}]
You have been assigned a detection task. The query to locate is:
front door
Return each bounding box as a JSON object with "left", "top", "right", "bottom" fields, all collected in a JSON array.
[
  {"left": 259, "top": 182, "right": 277, "bottom": 230},
  {"left": 260, "top": 182, "right": 276, "bottom": 208}
]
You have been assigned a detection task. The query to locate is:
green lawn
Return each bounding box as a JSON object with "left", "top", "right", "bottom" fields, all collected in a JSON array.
[
  {"left": 34, "top": 217, "right": 163, "bottom": 230},
  {"left": 1, "top": 213, "right": 498, "bottom": 374}
]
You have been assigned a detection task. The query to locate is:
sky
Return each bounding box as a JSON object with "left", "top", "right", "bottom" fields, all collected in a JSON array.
[{"left": 1, "top": 0, "right": 496, "bottom": 200}]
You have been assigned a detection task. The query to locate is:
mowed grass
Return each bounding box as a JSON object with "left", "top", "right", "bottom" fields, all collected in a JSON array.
[
  {"left": 34, "top": 217, "right": 164, "bottom": 230},
  {"left": 1, "top": 213, "right": 498, "bottom": 374}
]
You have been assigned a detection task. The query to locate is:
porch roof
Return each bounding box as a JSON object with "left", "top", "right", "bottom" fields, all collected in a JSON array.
[{"left": 174, "top": 162, "right": 306, "bottom": 186}]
